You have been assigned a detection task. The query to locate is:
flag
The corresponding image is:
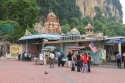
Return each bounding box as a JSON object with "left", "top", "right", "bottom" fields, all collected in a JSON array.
[{"left": 89, "top": 42, "right": 98, "bottom": 53}]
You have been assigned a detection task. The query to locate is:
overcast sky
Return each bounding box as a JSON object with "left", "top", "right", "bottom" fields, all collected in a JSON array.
[{"left": 120, "top": 0, "right": 125, "bottom": 24}]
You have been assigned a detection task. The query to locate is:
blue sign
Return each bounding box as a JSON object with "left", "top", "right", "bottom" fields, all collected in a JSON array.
[{"left": 105, "top": 38, "right": 125, "bottom": 44}]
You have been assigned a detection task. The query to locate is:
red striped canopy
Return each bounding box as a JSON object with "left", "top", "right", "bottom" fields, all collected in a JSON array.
[
  {"left": 68, "top": 46, "right": 85, "bottom": 49},
  {"left": 68, "top": 48, "right": 80, "bottom": 51}
]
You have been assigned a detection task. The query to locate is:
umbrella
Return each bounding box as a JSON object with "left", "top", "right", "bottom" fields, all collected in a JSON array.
[
  {"left": 44, "top": 46, "right": 56, "bottom": 49},
  {"left": 42, "top": 48, "right": 48, "bottom": 51}
]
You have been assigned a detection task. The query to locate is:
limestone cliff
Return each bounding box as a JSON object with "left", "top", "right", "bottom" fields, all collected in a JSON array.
[{"left": 76, "top": 0, "right": 123, "bottom": 22}]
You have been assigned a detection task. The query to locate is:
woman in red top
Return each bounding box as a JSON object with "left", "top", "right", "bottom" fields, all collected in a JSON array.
[{"left": 82, "top": 53, "right": 88, "bottom": 73}]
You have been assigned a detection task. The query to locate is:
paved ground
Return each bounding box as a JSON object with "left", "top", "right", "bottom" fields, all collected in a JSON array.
[{"left": 0, "top": 59, "right": 125, "bottom": 83}]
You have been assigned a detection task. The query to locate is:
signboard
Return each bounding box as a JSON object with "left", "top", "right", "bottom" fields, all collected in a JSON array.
[
  {"left": 11, "top": 47, "right": 19, "bottom": 56},
  {"left": 105, "top": 38, "right": 125, "bottom": 44}
]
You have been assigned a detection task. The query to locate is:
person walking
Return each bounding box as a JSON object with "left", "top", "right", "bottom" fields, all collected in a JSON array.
[
  {"left": 50, "top": 51, "right": 55, "bottom": 68},
  {"left": 22, "top": 52, "right": 25, "bottom": 61},
  {"left": 80, "top": 52, "right": 85, "bottom": 70},
  {"left": 87, "top": 53, "right": 91, "bottom": 72},
  {"left": 24, "top": 52, "right": 28, "bottom": 61},
  {"left": 123, "top": 52, "right": 125, "bottom": 68},
  {"left": 61, "top": 52, "right": 65, "bottom": 67},
  {"left": 28, "top": 52, "right": 31, "bottom": 61},
  {"left": 115, "top": 52, "right": 121, "bottom": 68},
  {"left": 71, "top": 53, "right": 75, "bottom": 71},
  {"left": 82, "top": 53, "right": 88, "bottom": 73},
  {"left": 39, "top": 51, "right": 44, "bottom": 65},
  {"left": 18, "top": 53, "right": 21, "bottom": 61},
  {"left": 67, "top": 52, "right": 72, "bottom": 68},
  {"left": 76, "top": 52, "right": 81, "bottom": 72},
  {"left": 56, "top": 50, "right": 61, "bottom": 67}
]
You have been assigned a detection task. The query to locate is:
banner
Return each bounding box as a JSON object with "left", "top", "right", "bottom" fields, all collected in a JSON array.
[
  {"left": 105, "top": 38, "right": 125, "bottom": 44},
  {"left": 101, "top": 50, "right": 106, "bottom": 59},
  {"left": 11, "top": 47, "right": 19, "bottom": 56}
]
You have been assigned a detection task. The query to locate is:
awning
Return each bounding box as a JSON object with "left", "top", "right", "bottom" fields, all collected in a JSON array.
[
  {"left": 105, "top": 36, "right": 125, "bottom": 44},
  {"left": 44, "top": 46, "right": 56, "bottom": 49},
  {"left": 19, "top": 33, "right": 61, "bottom": 41},
  {"left": 68, "top": 46, "right": 85, "bottom": 49}
]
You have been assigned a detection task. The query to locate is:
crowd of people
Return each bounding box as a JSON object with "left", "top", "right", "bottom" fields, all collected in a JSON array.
[
  {"left": 17, "top": 50, "right": 92, "bottom": 73},
  {"left": 67, "top": 51, "right": 91, "bottom": 72},
  {"left": 18, "top": 52, "right": 39, "bottom": 61},
  {"left": 17, "top": 50, "right": 125, "bottom": 73},
  {"left": 47, "top": 50, "right": 92, "bottom": 73}
]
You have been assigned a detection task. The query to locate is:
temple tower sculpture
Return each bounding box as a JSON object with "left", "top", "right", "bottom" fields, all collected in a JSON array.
[
  {"left": 43, "top": 11, "right": 61, "bottom": 34},
  {"left": 85, "top": 24, "right": 94, "bottom": 36},
  {"left": 34, "top": 11, "right": 61, "bottom": 34}
]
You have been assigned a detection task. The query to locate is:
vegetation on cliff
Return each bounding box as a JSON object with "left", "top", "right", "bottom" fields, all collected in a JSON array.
[{"left": 0, "top": 0, "right": 125, "bottom": 43}]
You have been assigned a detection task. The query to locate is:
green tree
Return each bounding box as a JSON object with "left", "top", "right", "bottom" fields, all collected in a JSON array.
[
  {"left": 94, "top": 6, "right": 102, "bottom": 15},
  {"left": 0, "top": 20, "right": 22, "bottom": 43},
  {"left": 93, "top": 20, "right": 106, "bottom": 33},
  {"left": 61, "top": 19, "right": 68, "bottom": 25},
  {"left": 76, "top": 24, "right": 85, "bottom": 34},
  {"left": 69, "top": 17, "right": 80, "bottom": 28},
  {"left": 61, "top": 24, "right": 71, "bottom": 33},
  {"left": 27, "top": 26, "right": 38, "bottom": 34},
  {"left": 81, "top": 16, "right": 92, "bottom": 26},
  {"left": 0, "top": 0, "right": 5, "bottom": 20},
  {"left": 1, "top": 0, "right": 39, "bottom": 29},
  {"left": 105, "top": 21, "right": 125, "bottom": 36}
]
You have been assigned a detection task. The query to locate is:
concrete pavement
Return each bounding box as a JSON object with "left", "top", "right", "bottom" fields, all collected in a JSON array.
[{"left": 0, "top": 59, "right": 125, "bottom": 83}]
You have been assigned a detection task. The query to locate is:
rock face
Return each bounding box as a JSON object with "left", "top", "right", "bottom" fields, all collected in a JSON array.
[{"left": 76, "top": 0, "right": 122, "bottom": 22}]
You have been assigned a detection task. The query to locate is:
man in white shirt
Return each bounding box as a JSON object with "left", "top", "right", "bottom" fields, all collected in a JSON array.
[
  {"left": 39, "top": 51, "right": 44, "bottom": 65},
  {"left": 24, "top": 52, "right": 28, "bottom": 61},
  {"left": 50, "top": 51, "right": 55, "bottom": 68}
]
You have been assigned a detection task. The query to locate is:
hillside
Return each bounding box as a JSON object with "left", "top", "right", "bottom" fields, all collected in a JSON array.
[{"left": 0, "top": 0, "right": 125, "bottom": 43}]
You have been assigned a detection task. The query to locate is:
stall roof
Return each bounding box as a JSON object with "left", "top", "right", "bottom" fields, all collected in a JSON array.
[
  {"left": 19, "top": 33, "right": 61, "bottom": 41},
  {"left": 105, "top": 36, "right": 125, "bottom": 40},
  {"left": 68, "top": 46, "right": 86, "bottom": 49}
]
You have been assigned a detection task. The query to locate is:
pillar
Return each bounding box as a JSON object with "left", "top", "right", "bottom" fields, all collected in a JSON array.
[
  {"left": 42, "top": 39, "right": 46, "bottom": 65},
  {"left": 26, "top": 40, "right": 28, "bottom": 53},
  {"left": 118, "top": 42, "right": 121, "bottom": 55},
  {"left": 21, "top": 44, "right": 22, "bottom": 54},
  {"left": 41, "top": 39, "right": 44, "bottom": 51},
  {"left": 60, "top": 43, "right": 63, "bottom": 53}
]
